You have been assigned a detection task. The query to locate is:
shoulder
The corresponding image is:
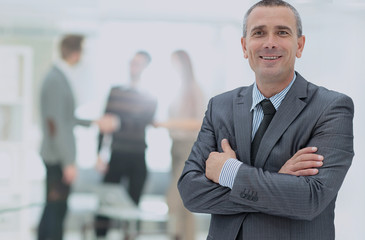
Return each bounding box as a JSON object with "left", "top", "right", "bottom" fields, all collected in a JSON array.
[
  {"left": 296, "top": 76, "right": 354, "bottom": 116},
  {"left": 210, "top": 86, "right": 249, "bottom": 104},
  {"left": 308, "top": 82, "right": 353, "bottom": 108},
  {"left": 41, "top": 66, "right": 67, "bottom": 89},
  {"left": 109, "top": 85, "right": 123, "bottom": 94},
  {"left": 107, "top": 86, "right": 129, "bottom": 99},
  {"left": 295, "top": 72, "right": 353, "bottom": 110}
]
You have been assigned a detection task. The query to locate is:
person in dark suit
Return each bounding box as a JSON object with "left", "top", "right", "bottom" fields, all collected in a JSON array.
[
  {"left": 38, "top": 34, "right": 118, "bottom": 240},
  {"left": 178, "top": 1, "right": 354, "bottom": 239},
  {"left": 94, "top": 51, "right": 157, "bottom": 238}
]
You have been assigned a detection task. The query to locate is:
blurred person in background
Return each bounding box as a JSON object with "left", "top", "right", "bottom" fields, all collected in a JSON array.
[
  {"left": 38, "top": 34, "right": 118, "bottom": 240},
  {"left": 94, "top": 51, "right": 157, "bottom": 238},
  {"left": 155, "top": 50, "right": 205, "bottom": 240}
]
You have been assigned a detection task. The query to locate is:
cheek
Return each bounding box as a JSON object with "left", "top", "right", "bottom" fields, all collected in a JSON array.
[{"left": 245, "top": 48, "right": 255, "bottom": 59}]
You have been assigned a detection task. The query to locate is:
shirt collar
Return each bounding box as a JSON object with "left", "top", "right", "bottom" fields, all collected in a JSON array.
[{"left": 251, "top": 73, "right": 297, "bottom": 112}]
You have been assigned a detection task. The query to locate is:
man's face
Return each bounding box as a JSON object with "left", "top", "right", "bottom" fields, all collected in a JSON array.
[
  {"left": 130, "top": 54, "right": 148, "bottom": 77},
  {"left": 241, "top": 6, "right": 305, "bottom": 83},
  {"left": 68, "top": 51, "right": 82, "bottom": 66}
]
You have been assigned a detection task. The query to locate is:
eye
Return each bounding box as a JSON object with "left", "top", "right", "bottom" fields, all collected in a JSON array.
[
  {"left": 278, "top": 31, "right": 289, "bottom": 36},
  {"left": 252, "top": 31, "right": 264, "bottom": 37}
]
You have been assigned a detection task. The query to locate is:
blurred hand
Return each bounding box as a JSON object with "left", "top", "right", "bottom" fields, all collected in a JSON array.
[
  {"left": 152, "top": 121, "right": 160, "bottom": 128},
  {"left": 206, "top": 139, "right": 237, "bottom": 183},
  {"left": 96, "top": 114, "right": 120, "bottom": 133},
  {"left": 279, "top": 147, "right": 324, "bottom": 176},
  {"left": 95, "top": 155, "right": 108, "bottom": 174},
  {"left": 63, "top": 165, "right": 77, "bottom": 185}
]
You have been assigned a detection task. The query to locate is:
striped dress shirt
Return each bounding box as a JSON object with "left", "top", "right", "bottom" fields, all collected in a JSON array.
[{"left": 219, "top": 74, "right": 296, "bottom": 188}]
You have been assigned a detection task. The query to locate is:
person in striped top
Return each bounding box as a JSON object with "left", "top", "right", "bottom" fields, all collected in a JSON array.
[{"left": 94, "top": 51, "right": 157, "bottom": 238}]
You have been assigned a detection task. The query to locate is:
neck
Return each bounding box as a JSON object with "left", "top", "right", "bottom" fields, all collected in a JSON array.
[
  {"left": 64, "top": 58, "right": 76, "bottom": 67},
  {"left": 130, "top": 78, "right": 140, "bottom": 89},
  {"left": 256, "top": 72, "right": 294, "bottom": 98}
]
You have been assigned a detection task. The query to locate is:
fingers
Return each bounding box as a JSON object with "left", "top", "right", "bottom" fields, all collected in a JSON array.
[
  {"left": 221, "top": 139, "right": 237, "bottom": 159},
  {"left": 291, "top": 168, "right": 319, "bottom": 176},
  {"left": 290, "top": 148, "right": 324, "bottom": 173},
  {"left": 290, "top": 159, "right": 323, "bottom": 172},
  {"left": 62, "top": 165, "right": 77, "bottom": 184},
  {"left": 221, "top": 139, "right": 232, "bottom": 152},
  {"left": 98, "top": 114, "right": 120, "bottom": 133},
  {"left": 292, "top": 147, "right": 318, "bottom": 159},
  {"left": 206, "top": 139, "right": 236, "bottom": 183},
  {"left": 279, "top": 146, "right": 324, "bottom": 176}
]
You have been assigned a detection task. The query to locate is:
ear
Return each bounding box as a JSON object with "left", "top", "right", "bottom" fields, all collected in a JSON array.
[
  {"left": 241, "top": 37, "right": 249, "bottom": 59},
  {"left": 296, "top": 35, "right": 305, "bottom": 58}
]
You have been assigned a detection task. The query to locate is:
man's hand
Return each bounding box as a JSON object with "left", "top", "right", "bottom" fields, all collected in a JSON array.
[
  {"left": 95, "top": 155, "right": 109, "bottom": 174},
  {"left": 96, "top": 114, "right": 120, "bottom": 133},
  {"left": 46, "top": 118, "right": 56, "bottom": 137},
  {"left": 63, "top": 165, "right": 77, "bottom": 185},
  {"left": 279, "top": 147, "right": 324, "bottom": 176},
  {"left": 206, "top": 139, "right": 237, "bottom": 183}
]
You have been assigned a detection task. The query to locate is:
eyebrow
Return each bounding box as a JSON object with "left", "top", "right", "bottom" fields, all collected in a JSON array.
[{"left": 250, "top": 25, "right": 265, "bottom": 33}]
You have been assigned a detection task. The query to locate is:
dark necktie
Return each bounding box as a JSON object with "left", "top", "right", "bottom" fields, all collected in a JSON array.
[{"left": 251, "top": 99, "right": 276, "bottom": 165}]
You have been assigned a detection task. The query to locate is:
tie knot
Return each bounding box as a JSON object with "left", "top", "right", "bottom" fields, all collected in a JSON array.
[{"left": 260, "top": 99, "right": 276, "bottom": 115}]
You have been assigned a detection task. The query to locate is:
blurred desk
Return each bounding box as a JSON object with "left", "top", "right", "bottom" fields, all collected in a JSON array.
[
  {"left": 0, "top": 202, "right": 43, "bottom": 215},
  {"left": 81, "top": 184, "right": 170, "bottom": 240}
]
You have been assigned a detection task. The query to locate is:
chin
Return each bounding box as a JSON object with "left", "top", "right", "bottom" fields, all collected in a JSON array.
[{"left": 258, "top": 69, "right": 283, "bottom": 79}]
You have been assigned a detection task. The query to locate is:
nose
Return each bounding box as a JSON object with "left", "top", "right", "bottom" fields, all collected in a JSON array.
[{"left": 263, "top": 34, "right": 277, "bottom": 49}]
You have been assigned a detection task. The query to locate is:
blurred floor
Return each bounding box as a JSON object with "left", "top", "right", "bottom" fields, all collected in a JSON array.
[
  {"left": 27, "top": 192, "right": 210, "bottom": 240},
  {"left": 61, "top": 229, "right": 208, "bottom": 240}
]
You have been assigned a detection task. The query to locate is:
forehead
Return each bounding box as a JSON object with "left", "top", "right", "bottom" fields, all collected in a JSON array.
[{"left": 246, "top": 6, "right": 296, "bottom": 32}]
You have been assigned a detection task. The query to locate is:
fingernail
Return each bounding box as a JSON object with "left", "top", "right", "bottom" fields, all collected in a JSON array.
[
  {"left": 318, "top": 155, "right": 324, "bottom": 160},
  {"left": 317, "top": 161, "right": 323, "bottom": 166},
  {"left": 312, "top": 147, "right": 317, "bottom": 151}
]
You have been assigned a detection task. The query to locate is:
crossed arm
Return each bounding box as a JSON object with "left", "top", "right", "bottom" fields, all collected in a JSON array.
[
  {"left": 178, "top": 95, "right": 354, "bottom": 220},
  {"left": 206, "top": 139, "right": 323, "bottom": 184}
]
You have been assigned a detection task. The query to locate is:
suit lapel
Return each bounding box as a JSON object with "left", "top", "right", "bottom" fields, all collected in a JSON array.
[
  {"left": 233, "top": 86, "right": 253, "bottom": 165},
  {"left": 255, "top": 73, "right": 308, "bottom": 168}
]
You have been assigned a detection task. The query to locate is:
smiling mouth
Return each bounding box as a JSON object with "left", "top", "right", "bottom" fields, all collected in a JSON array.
[{"left": 260, "top": 56, "right": 281, "bottom": 60}]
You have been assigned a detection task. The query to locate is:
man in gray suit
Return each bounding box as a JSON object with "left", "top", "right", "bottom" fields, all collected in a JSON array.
[
  {"left": 38, "top": 35, "right": 118, "bottom": 240},
  {"left": 178, "top": 1, "right": 354, "bottom": 239}
]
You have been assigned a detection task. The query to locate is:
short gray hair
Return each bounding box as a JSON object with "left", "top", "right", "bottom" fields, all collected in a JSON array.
[{"left": 242, "top": 0, "right": 302, "bottom": 38}]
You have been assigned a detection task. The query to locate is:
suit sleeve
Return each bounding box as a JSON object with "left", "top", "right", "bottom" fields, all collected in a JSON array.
[
  {"left": 75, "top": 118, "right": 92, "bottom": 127},
  {"left": 178, "top": 99, "right": 258, "bottom": 215},
  {"left": 229, "top": 94, "right": 354, "bottom": 220},
  {"left": 42, "top": 78, "right": 76, "bottom": 168}
]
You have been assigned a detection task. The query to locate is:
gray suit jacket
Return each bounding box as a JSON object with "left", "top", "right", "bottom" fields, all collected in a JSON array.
[
  {"left": 40, "top": 65, "right": 91, "bottom": 167},
  {"left": 178, "top": 72, "right": 354, "bottom": 240}
]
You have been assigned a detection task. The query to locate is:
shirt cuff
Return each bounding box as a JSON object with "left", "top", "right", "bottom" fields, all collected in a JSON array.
[{"left": 218, "top": 158, "right": 242, "bottom": 189}]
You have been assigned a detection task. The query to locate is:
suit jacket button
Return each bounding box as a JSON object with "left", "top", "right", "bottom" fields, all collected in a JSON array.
[
  {"left": 252, "top": 196, "right": 258, "bottom": 202},
  {"left": 240, "top": 192, "right": 246, "bottom": 198}
]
